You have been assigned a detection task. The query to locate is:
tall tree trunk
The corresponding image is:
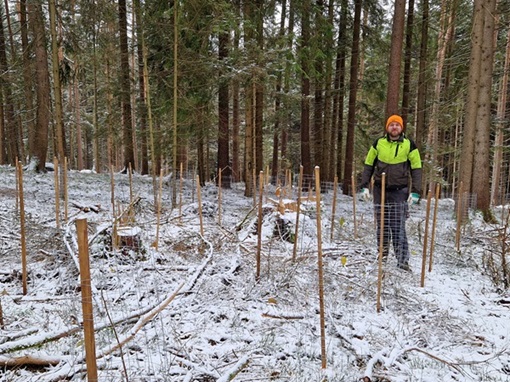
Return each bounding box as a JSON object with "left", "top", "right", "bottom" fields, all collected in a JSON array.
[
  {"left": 425, "top": 0, "right": 454, "bottom": 190},
  {"left": 20, "top": 0, "right": 35, "bottom": 162},
  {"left": 271, "top": 0, "right": 287, "bottom": 185},
  {"left": 342, "top": 0, "right": 361, "bottom": 195},
  {"left": 49, "top": 0, "right": 65, "bottom": 163},
  {"left": 231, "top": 0, "right": 241, "bottom": 183},
  {"left": 323, "top": 0, "right": 334, "bottom": 182},
  {"left": 254, "top": 0, "right": 264, "bottom": 174},
  {"left": 28, "top": 1, "right": 50, "bottom": 172},
  {"left": 491, "top": 28, "right": 510, "bottom": 205},
  {"left": 134, "top": 0, "right": 149, "bottom": 175},
  {"left": 0, "top": 3, "right": 18, "bottom": 165},
  {"left": 217, "top": 31, "right": 230, "bottom": 188},
  {"left": 313, "top": 0, "right": 325, "bottom": 174},
  {"left": 119, "top": 0, "right": 135, "bottom": 172},
  {"left": 300, "top": 0, "right": 312, "bottom": 181},
  {"left": 472, "top": 0, "right": 497, "bottom": 217},
  {"left": 401, "top": 0, "right": 415, "bottom": 125},
  {"left": 385, "top": 0, "right": 406, "bottom": 116},
  {"left": 415, "top": 0, "right": 429, "bottom": 150},
  {"left": 459, "top": 0, "right": 485, "bottom": 200},
  {"left": 281, "top": 0, "right": 295, "bottom": 176},
  {"left": 244, "top": 83, "right": 254, "bottom": 197},
  {"left": 334, "top": 0, "right": 347, "bottom": 181}
]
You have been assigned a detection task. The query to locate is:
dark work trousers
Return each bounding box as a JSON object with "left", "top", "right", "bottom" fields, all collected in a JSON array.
[{"left": 372, "top": 186, "right": 409, "bottom": 266}]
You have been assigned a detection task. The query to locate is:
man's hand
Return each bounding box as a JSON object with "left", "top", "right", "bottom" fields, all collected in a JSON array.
[
  {"left": 359, "top": 187, "right": 371, "bottom": 202},
  {"left": 408, "top": 192, "right": 420, "bottom": 205}
]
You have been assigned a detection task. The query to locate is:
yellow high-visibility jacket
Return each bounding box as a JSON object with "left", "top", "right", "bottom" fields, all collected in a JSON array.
[{"left": 360, "top": 134, "right": 422, "bottom": 195}]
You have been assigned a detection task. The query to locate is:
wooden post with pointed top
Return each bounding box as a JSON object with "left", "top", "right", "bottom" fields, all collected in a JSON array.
[
  {"left": 352, "top": 170, "right": 358, "bottom": 238},
  {"left": 376, "top": 173, "right": 386, "bottom": 313},
  {"left": 196, "top": 175, "right": 204, "bottom": 236},
  {"left": 420, "top": 190, "right": 433, "bottom": 288},
  {"left": 292, "top": 165, "right": 304, "bottom": 262},
  {"left": 218, "top": 167, "right": 222, "bottom": 226},
  {"left": 18, "top": 162, "right": 27, "bottom": 295},
  {"left": 314, "top": 166, "right": 327, "bottom": 369},
  {"left": 76, "top": 218, "right": 98, "bottom": 382},
  {"left": 429, "top": 183, "right": 441, "bottom": 272},
  {"left": 53, "top": 157, "right": 60, "bottom": 229},
  {"left": 63, "top": 157, "right": 68, "bottom": 223},
  {"left": 330, "top": 176, "right": 338, "bottom": 241},
  {"left": 455, "top": 181, "right": 463, "bottom": 252}
]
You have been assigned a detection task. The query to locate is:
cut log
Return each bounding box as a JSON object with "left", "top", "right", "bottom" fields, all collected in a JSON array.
[{"left": 0, "top": 355, "right": 61, "bottom": 368}]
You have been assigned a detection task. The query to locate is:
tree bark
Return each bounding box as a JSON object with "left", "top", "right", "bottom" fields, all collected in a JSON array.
[
  {"left": 134, "top": 0, "right": 149, "bottom": 175},
  {"left": 459, "top": 0, "right": 485, "bottom": 200},
  {"left": 342, "top": 0, "right": 362, "bottom": 195},
  {"left": 472, "top": 0, "right": 497, "bottom": 216},
  {"left": 385, "top": 0, "right": 406, "bottom": 117},
  {"left": 334, "top": 0, "right": 348, "bottom": 181},
  {"left": 28, "top": 1, "right": 51, "bottom": 172},
  {"left": 119, "top": 0, "right": 135, "bottom": 172},
  {"left": 217, "top": 31, "right": 230, "bottom": 188},
  {"left": 415, "top": 0, "right": 429, "bottom": 150},
  {"left": 300, "top": 0, "right": 312, "bottom": 182},
  {"left": 491, "top": 28, "right": 510, "bottom": 205}
]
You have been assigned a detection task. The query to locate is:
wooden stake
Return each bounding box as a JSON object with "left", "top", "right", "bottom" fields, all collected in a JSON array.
[
  {"left": 18, "top": 162, "right": 27, "bottom": 296},
  {"left": 155, "top": 168, "right": 163, "bottom": 250},
  {"left": 75, "top": 219, "right": 98, "bottom": 382},
  {"left": 15, "top": 158, "right": 19, "bottom": 214},
  {"left": 129, "top": 162, "right": 133, "bottom": 205},
  {"left": 53, "top": 157, "right": 60, "bottom": 229},
  {"left": 351, "top": 170, "right": 358, "bottom": 238},
  {"left": 196, "top": 175, "right": 204, "bottom": 236},
  {"left": 252, "top": 168, "right": 257, "bottom": 207},
  {"left": 314, "top": 166, "right": 327, "bottom": 369},
  {"left": 0, "top": 298, "right": 4, "bottom": 329},
  {"left": 376, "top": 173, "right": 386, "bottom": 313},
  {"left": 218, "top": 167, "right": 222, "bottom": 226},
  {"left": 110, "top": 165, "right": 117, "bottom": 251},
  {"left": 330, "top": 176, "right": 338, "bottom": 241},
  {"left": 455, "top": 181, "right": 463, "bottom": 252},
  {"left": 63, "top": 157, "right": 68, "bottom": 223},
  {"left": 420, "top": 190, "right": 433, "bottom": 288},
  {"left": 292, "top": 165, "right": 304, "bottom": 261},
  {"left": 256, "top": 171, "right": 264, "bottom": 281},
  {"left": 429, "top": 183, "right": 441, "bottom": 272},
  {"left": 179, "top": 162, "right": 183, "bottom": 222}
]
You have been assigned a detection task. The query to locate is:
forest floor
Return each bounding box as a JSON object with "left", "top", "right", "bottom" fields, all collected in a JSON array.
[{"left": 1, "top": 165, "right": 510, "bottom": 382}]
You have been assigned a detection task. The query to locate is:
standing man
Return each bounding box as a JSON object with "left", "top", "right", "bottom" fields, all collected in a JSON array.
[{"left": 359, "top": 115, "right": 422, "bottom": 271}]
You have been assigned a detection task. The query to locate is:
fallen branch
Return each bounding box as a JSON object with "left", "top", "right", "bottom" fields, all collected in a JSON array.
[
  {"left": 216, "top": 354, "right": 251, "bottom": 382},
  {"left": 262, "top": 312, "right": 305, "bottom": 320},
  {"left": 96, "top": 280, "right": 186, "bottom": 359},
  {"left": 0, "top": 354, "right": 60, "bottom": 368}
]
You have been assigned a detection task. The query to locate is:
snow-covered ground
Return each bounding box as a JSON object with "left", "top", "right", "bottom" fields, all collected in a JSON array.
[{"left": 0, "top": 165, "right": 509, "bottom": 381}]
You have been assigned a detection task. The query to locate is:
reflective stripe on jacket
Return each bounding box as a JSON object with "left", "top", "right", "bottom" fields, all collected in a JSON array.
[{"left": 360, "top": 134, "right": 422, "bottom": 194}]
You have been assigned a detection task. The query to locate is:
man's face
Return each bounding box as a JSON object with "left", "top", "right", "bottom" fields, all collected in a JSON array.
[{"left": 387, "top": 122, "right": 403, "bottom": 139}]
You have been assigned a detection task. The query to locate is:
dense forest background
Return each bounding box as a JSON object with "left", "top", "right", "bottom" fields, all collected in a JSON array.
[{"left": 0, "top": 0, "right": 508, "bottom": 218}]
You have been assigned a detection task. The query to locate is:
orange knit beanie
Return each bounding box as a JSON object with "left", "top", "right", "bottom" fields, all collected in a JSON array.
[{"left": 385, "top": 115, "right": 404, "bottom": 132}]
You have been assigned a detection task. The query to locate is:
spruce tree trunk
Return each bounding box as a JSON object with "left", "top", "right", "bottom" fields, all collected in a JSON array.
[
  {"left": 342, "top": 0, "right": 361, "bottom": 195},
  {"left": 334, "top": 0, "right": 347, "bottom": 182},
  {"left": 459, "top": 0, "right": 484, "bottom": 202},
  {"left": 385, "top": 0, "right": 406, "bottom": 117},
  {"left": 415, "top": 0, "right": 429, "bottom": 150},
  {"left": 119, "top": 0, "right": 135, "bottom": 172},
  {"left": 472, "top": 0, "right": 497, "bottom": 216},
  {"left": 491, "top": 28, "right": 510, "bottom": 205},
  {"left": 217, "top": 31, "right": 230, "bottom": 188},
  {"left": 300, "top": 0, "right": 312, "bottom": 182},
  {"left": 28, "top": 1, "right": 50, "bottom": 172}
]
